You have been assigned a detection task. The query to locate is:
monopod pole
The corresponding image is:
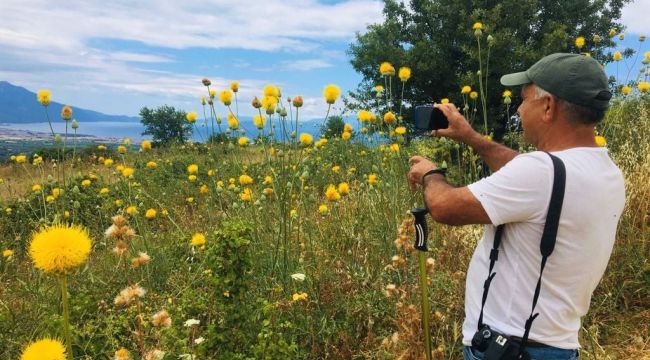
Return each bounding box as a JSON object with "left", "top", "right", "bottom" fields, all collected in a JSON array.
[{"left": 411, "top": 207, "right": 432, "bottom": 360}]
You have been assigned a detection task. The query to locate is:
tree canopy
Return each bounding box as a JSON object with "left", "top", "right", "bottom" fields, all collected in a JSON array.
[
  {"left": 140, "top": 105, "right": 192, "bottom": 145},
  {"left": 348, "top": 0, "right": 631, "bottom": 135}
]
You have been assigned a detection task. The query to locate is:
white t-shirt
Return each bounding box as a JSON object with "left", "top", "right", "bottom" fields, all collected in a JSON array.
[{"left": 463, "top": 148, "right": 625, "bottom": 349}]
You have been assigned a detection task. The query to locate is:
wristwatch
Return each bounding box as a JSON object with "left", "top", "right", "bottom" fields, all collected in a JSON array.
[{"left": 421, "top": 168, "right": 447, "bottom": 184}]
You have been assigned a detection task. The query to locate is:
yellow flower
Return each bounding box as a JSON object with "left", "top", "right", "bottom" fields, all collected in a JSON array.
[
  {"left": 383, "top": 111, "right": 396, "bottom": 123},
  {"left": 61, "top": 105, "right": 73, "bottom": 120},
  {"left": 263, "top": 84, "right": 280, "bottom": 98},
  {"left": 325, "top": 185, "right": 341, "bottom": 201},
  {"left": 97, "top": 145, "right": 107, "bottom": 151},
  {"left": 200, "top": 184, "right": 209, "bottom": 194},
  {"left": 238, "top": 137, "right": 249, "bottom": 146},
  {"left": 575, "top": 36, "right": 585, "bottom": 49},
  {"left": 395, "top": 126, "right": 406, "bottom": 135},
  {"left": 639, "top": 81, "right": 650, "bottom": 92},
  {"left": 239, "top": 175, "right": 253, "bottom": 185},
  {"left": 357, "top": 110, "right": 373, "bottom": 122},
  {"left": 398, "top": 67, "right": 411, "bottom": 82},
  {"left": 613, "top": 51, "right": 622, "bottom": 61},
  {"left": 188, "top": 175, "right": 197, "bottom": 182},
  {"left": 37, "top": 89, "right": 52, "bottom": 106},
  {"left": 126, "top": 206, "right": 137, "bottom": 216},
  {"left": 15, "top": 154, "right": 27, "bottom": 164},
  {"left": 338, "top": 182, "right": 349, "bottom": 196},
  {"left": 608, "top": 28, "right": 617, "bottom": 37},
  {"left": 227, "top": 113, "right": 239, "bottom": 129},
  {"left": 20, "top": 338, "right": 66, "bottom": 360},
  {"left": 318, "top": 204, "right": 328, "bottom": 214},
  {"left": 81, "top": 179, "right": 91, "bottom": 187},
  {"left": 390, "top": 143, "right": 400, "bottom": 153},
  {"left": 207, "top": 170, "right": 215, "bottom": 177},
  {"left": 3, "top": 249, "right": 13, "bottom": 257},
  {"left": 123, "top": 138, "right": 131, "bottom": 145},
  {"left": 121, "top": 167, "right": 134, "bottom": 178},
  {"left": 292, "top": 96, "right": 304, "bottom": 107},
  {"left": 252, "top": 114, "right": 266, "bottom": 129},
  {"left": 141, "top": 140, "right": 152, "bottom": 151},
  {"left": 470, "top": 91, "right": 478, "bottom": 100},
  {"left": 29, "top": 224, "right": 92, "bottom": 274},
  {"left": 117, "top": 146, "right": 127, "bottom": 154},
  {"left": 300, "top": 133, "right": 313, "bottom": 146},
  {"left": 342, "top": 131, "right": 352, "bottom": 140},
  {"left": 375, "top": 85, "right": 384, "bottom": 93},
  {"left": 220, "top": 90, "right": 233, "bottom": 106},
  {"left": 379, "top": 62, "right": 395, "bottom": 76},
  {"left": 595, "top": 135, "right": 607, "bottom": 147},
  {"left": 323, "top": 84, "right": 341, "bottom": 104},
  {"left": 461, "top": 85, "right": 472, "bottom": 94},
  {"left": 191, "top": 233, "right": 206, "bottom": 247},
  {"left": 146, "top": 161, "right": 157, "bottom": 169},
  {"left": 440, "top": 98, "right": 450, "bottom": 104},
  {"left": 114, "top": 199, "right": 123, "bottom": 206},
  {"left": 99, "top": 187, "right": 109, "bottom": 195},
  {"left": 187, "top": 164, "right": 199, "bottom": 174},
  {"left": 104, "top": 158, "right": 114, "bottom": 167},
  {"left": 186, "top": 112, "right": 198, "bottom": 123},
  {"left": 331, "top": 165, "right": 340, "bottom": 173},
  {"left": 145, "top": 209, "right": 156, "bottom": 219},
  {"left": 263, "top": 187, "right": 274, "bottom": 196},
  {"left": 292, "top": 292, "right": 308, "bottom": 302},
  {"left": 472, "top": 22, "right": 483, "bottom": 30},
  {"left": 114, "top": 348, "right": 131, "bottom": 360},
  {"left": 240, "top": 188, "right": 253, "bottom": 202},
  {"left": 368, "top": 173, "right": 378, "bottom": 186},
  {"left": 502, "top": 90, "right": 512, "bottom": 98},
  {"left": 230, "top": 81, "right": 239, "bottom": 92},
  {"left": 32, "top": 184, "right": 42, "bottom": 192}
]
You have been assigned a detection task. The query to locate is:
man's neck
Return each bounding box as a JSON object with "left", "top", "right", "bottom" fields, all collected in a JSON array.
[{"left": 536, "top": 122, "right": 597, "bottom": 152}]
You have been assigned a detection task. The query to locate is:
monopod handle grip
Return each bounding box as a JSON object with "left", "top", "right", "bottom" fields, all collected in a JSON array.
[{"left": 411, "top": 207, "right": 428, "bottom": 251}]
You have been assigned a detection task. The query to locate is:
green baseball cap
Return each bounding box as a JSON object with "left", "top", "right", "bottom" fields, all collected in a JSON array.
[{"left": 500, "top": 53, "right": 612, "bottom": 110}]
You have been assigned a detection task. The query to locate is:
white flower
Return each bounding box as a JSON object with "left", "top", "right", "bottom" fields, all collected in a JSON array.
[
  {"left": 194, "top": 337, "right": 205, "bottom": 345},
  {"left": 144, "top": 349, "right": 165, "bottom": 360},
  {"left": 290, "top": 273, "right": 306, "bottom": 282},
  {"left": 184, "top": 318, "right": 200, "bottom": 327}
]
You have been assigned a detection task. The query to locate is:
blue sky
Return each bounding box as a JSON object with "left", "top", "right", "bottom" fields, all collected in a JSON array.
[{"left": 0, "top": 0, "right": 647, "bottom": 121}]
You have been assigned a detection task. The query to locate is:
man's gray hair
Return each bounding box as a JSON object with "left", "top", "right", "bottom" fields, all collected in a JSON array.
[{"left": 530, "top": 84, "right": 605, "bottom": 125}]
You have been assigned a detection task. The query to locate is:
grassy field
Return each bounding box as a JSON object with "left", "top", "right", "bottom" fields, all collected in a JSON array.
[{"left": 0, "top": 94, "right": 648, "bottom": 359}]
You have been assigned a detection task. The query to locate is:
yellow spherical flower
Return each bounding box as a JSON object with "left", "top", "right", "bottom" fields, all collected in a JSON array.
[
  {"left": 324, "top": 185, "right": 341, "bottom": 202},
  {"left": 375, "top": 85, "right": 384, "bottom": 93},
  {"left": 146, "top": 161, "right": 157, "bottom": 169},
  {"left": 121, "top": 167, "right": 135, "bottom": 178},
  {"left": 440, "top": 98, "right": 450, "bottom": 104},
  {"left": 114, "top": 348, "right": 131, "bottom": 360},
  {"left": 621, "top": 86, "right": 632, "bottom": 95},
  {"left": 117, "top": 146, "right": 127, "bottom": 154},
  {"left": 252, "top": 114, "right": 266, "bottom": 130},
  {"left": 263, "top": 84, "right": 280, "bottom": 98},
  {"left": 51, "top": 188, "right": 61, "bottom": 198},
  {"left": 390, "top": 143, "right": 400, "bottom": 153},
  {"left": 398, "top": 67, "right": 411, "bottom": 82},
  {"left": 368, "top": 173, "right": 378, "bottom": 186},
  {"left": 81, "top": 179, "right": 91, "bottom": 187},
  {"left": 15, "top": 154, "right": 26, "bottom": 163},
  {"left": 323, "top": 84, "right": 341, "bottom": 104},
  {"left": 379, "top": 62, "right": 395, "bottom": 76},
  {"left": 503, "top": 90, "right": 512, "bottom": 98},
  {"left": 264, "top": 175, "right": 273, "bottom": 185},
  {"left": 230, "top": 81, "right": 239, "bottom": 92},
  {"left": 3, "top": 249, "right": 13, "bottom": 258},
  {"left": 338, "top": 182, "right": 349, "bottom": 196},
  {"left": 116, "top": 164, "right": 125, "bottom": 172},
  {"left": 20, "top": 338, "right": 66, "bottom": 360},
  {"left": 292, "top": 292, "right": 308, "bottom": 302},
  {"left": 383, "top": 111, "right": 397, "bottom": 124},
  {"left": 237, "top": 137, "right": 250, "bottom": 146},
  {"left": 46, "top": 195, "right": 55, "bottom": 203},
  {"left": 575, "top": 36, "right": 585, "bottom": 49},
  {"left": 395, "top": 126, "right": 407, "bottom": 135},
  {"left": 145, "top": 209, "right": 157, "bottom": 219},
  {"left": 239, "top": 175, "right": 253, "bottom": 186},
  {"left": 97, "top": 145, "right": 107, "bottom": 151},
  {"left": 472, "top": 22, "right": 483, "bottom": 30},
  {"left": 318, "top": 204, "right": 328, "bottom": 214},
  {"left": 227, "top": 113, "right": 239, "bottom": 129},
  {"left": 613, "top": 51, "right": 622, "bottom": 61},
  {"left": 608, "top": 28, "right": 617, "bottom": 37},
  {"left": 342, "top": 131, "right": 352, "bottom": 140},
  {"left": 639, "top": 81, "right": 650, "bottom": 92},
  {"left": 99, "top": 187, "right": 109, "bottom": 195},
  {"left": 186, "top": 112, "right": 198, "bottom": 123},
  {"left": 220, "top": 90, "right": 233, "bottom": 106},
  {"left": 331, "top": 165, "right": 340, "bottom": 173},
  {"left": 188, "top": 175, "right": 197, "bottom": 182},
  {"left": 357, "top": 110, "right": 373, "bottom": 122},
  {"left": 123, "top": 137, "right": 131, "bottom": 145},
  {"left": 37, "top": 89, "right": 52, "bottom": 106},
  {"left": 32, "top": 184, "right": 42, "bottom": 192},
  {"left": 61, "top": 105, "right": 73, "bottom": 120},
  {"left": 126, "top": 206, "right": 138, "bottom": 216},
  {"left": 141, "top": 140, "right": 152, "bottom": 151},
  {"left": 200, "top": 184, "right": 209, "bottom": 194},
  {"left": 187, "top": 164, "right": 199, "bottom": 174},
  {"left": 104, "top": 158, "right": 114, "bottom": 167},
  {"left": 29, "top": 224, "right": 92, "bottom": 274},
  {"left": 300, "top": 133, "right": 313, "bottom": 146},
  {"left": 191, "top": 233, "right": 206, "bottom": 247},
  {"left": 470, "top": 91, "right": 479, "bottom": 100},
  {"left": 263, "top": 187, "right": 274, "bottom": 196},
  {"left": 595, "top": 135, "right": 607, "bottom": 147},
  {"left": 461, "top": 85, "right": 472, "bottom": 94},
  {"left": 240, "top": 188, "right": 253, "bottom": 202}
]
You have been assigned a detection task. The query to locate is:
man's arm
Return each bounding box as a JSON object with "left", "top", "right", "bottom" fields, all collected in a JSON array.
[
  {"left": 421, "top": 173, "right": 491, "bottom": 225},
  {"left": 434, "top": 103, "right": 518, "bottom": 171}
]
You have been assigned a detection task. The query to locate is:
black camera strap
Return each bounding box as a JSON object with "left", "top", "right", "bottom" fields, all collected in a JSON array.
[{"left": 476, "top": 153, "right": 566, "bottom": 356}]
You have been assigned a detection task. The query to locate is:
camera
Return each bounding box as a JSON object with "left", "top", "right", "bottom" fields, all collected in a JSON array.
[
  {"left": 413, "top": 105, "right": 449, "bottom": 131},
  {"left": 471, "top": 325, "right": 528, "bottom": 360}
]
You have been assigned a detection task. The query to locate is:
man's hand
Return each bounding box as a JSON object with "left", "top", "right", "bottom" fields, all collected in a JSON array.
[
  {"left": 433, "top": 103, "right": 478, "bottom": 143},
  {"left": 407, "top": 156, "right": 438, "bottom": 192}
]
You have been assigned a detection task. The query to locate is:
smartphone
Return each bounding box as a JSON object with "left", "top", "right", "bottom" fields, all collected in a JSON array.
[{"left": 414, "top": 105, "right": 449, "bottom": 130}]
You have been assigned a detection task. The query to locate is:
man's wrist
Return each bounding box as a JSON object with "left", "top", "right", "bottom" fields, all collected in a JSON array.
[{"left": 421, "top": 168, "right": 447, "bottom": 185}]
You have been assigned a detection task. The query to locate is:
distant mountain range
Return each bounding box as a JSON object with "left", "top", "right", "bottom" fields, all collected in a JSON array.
[{"left": 0, "top": 81, "right": 139, "bottom": 124}]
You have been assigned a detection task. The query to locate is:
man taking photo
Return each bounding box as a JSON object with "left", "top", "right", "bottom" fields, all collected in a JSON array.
[{"left": 407, "top": 53, "right": 625, "bottom": 360}]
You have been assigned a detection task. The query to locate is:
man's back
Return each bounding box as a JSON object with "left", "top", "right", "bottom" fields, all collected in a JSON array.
[{"left": 463, "top": 148, "right": 625, "bottom": 349}]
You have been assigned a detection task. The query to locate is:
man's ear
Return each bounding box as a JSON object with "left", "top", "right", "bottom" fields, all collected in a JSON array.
[{"left": 541, "top": 95, "right": 557, "bottom": 124}]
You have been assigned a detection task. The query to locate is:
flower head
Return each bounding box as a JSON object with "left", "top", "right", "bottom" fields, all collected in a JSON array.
[
  {"left": 575, "top": 36, "right": 585, "bottom": 49},
  {"left": 292, "top": 96, "right": 303, "bottom": 107},
  {"left": 253, "top": 114, "right": 265, "bottom": 129},
  {"left": 220, "top": 90, "right": 233, "bottom": 106},
  {"left": 186, "top": 112, "right": 198, "bottom": 123},
  {"left": 141, "top": 140, "right": 152, "bottom": 151},
  {"left": 191, "top": 233, "right": 206, "bottom": 247},
  {"left": 639, "top": 81, "right": 650, "bottom": 92},
  {"left": 29, "top": 224, "right": 92, "bottom": 274},
  {"left": 379, "top": 62, "right": 395, "bottom": 76},
  {"left": 187, "top": 164, "right": 198, "bottom": 174},
  {"left": 395, "top": 126, "right": 406, "bottom": 135},
  {"left": 21, "top": 338, "right": 66, "bottom": 360},
  {"left": 470, "top": 91, "right": 478, "bottom": 100},
  {"left": 595, "top": 135, "right": 606, "bottom": 147},
  {"left": 114, "top": 348, "right": 131, "bottom": 360},
  {"left": 368, "top": 173, "right": 378, "bottom": 186},
  {"left": 342, "top": 131, "right": 352, "bottom": 140},
  {"left": 461, "top": 86, "right": 472, "bottom": 94},
  {"left": 227, "top": 113, "right": 239, "bottom": 129},
  {"left": 383, "top": 111, "right": 396, "bottom": 124},
  {"left": 613, "top": 51, "right": 622, "bottom": 61},
  {"left": 323, "top": 84, "right": 341, "bottom": 104},
  {"left": 338, "top": 182, "right": 349, "bottom": 196},
  {"left": 145, "top": 209, "right": 157, "bottom": 219},
  {"left": 239, "top": 174, "right": 253, "bottom": 185},
  {"left": 152, "top": 310, "right": 172, "bottom": 328},
  {"left": 621, "top": 85, "right": 632, "bottom": 95},
  {"left": 61, "top": 105, "right": 73, "bottom": 120},
  {"left": 292, "top": 292, "right": 308, "bottom": 302},
  {"left": 472, "top": 22, "right": 483, "bottom": 30},
  {"left": 502, "top": 90, "right": 512, "bottom": 98},
  {"left": 299, "top": 133, "right": 313, "bottom": 146},
  {"left": 37, "top": 89, "right": 52, "bottom": 106},
  {"left": 3, "top": 249, "right": 13, "bottom": 258},
  {"left": 230, "top": 81, "right": 239, "bottom": 92},
  {"left": 325, "top": 185, "right": 341, "bottom": 202},
  {"left": 237, "top": 137, "right": 249, "bottom": 146},
  {"left": 263, "top": 84, "right": 280, "bottom": 98},
  {"left": 398, "top": 67, "right": 411, "bottom": 82}
]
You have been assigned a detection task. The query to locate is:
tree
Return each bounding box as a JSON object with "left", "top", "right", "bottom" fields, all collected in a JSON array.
[
  {"left": 139, "top": 105, "right": 192, "bottom": 145},
  {"left": 347, "top": 0, "right": 630, "bottom": 136},
  {"left": 320, "top": 115, "right": 346, "bottom": 138}
]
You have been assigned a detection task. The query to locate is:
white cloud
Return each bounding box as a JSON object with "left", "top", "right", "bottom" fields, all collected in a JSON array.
[
  {"left": 620, "top": 1, "right": 650, "bottom": 35},
  {"left": 279, "top": 59, "right": 333, "bottom": 71}
]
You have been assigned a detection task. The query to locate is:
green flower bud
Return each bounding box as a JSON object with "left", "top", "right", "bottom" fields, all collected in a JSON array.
[{"left": 71, "top": 119, "right": 79, "bottom": 129}]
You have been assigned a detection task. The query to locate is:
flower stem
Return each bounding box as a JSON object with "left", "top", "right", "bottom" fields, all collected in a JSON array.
[{"left": 60, "top": 275, "right": 73, "bottom": 359}]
